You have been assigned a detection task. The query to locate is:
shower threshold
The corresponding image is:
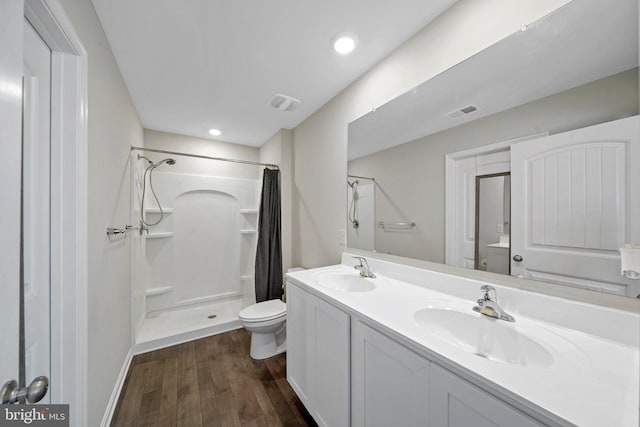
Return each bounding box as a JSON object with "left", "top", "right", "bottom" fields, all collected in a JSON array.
[{"left": 133, "top": 298, "right": 244, "bottom": 354}]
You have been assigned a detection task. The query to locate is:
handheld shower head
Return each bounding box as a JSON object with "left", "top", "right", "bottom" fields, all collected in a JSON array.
[{"left": 149, "top": 158, "right": 176, "bottom": 168}]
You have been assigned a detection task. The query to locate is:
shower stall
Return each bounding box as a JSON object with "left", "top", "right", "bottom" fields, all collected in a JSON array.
[{"left": 129, "top": 147, "right": 274, "bottom": 352}]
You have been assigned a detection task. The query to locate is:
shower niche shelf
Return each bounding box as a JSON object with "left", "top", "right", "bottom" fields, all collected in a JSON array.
[
  {"left": 146, "top": 232, "right": 173, "bottom": 239},
  {"left": 240, "top": 229, "right": 257, "bottom": 235},
  {"left": 240, "top": 275, "right": 254, "bottom": 281},
  {"left": 144, "top": 208, "right": 173, "bottom": 214},
  {"left": 240, "top": 209, "right": 258, "bottom": 214}
]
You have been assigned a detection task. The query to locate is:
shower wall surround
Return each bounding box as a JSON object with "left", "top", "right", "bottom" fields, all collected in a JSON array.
[{"left": 132, "top": 166, "right": 261, "bottom": 326}]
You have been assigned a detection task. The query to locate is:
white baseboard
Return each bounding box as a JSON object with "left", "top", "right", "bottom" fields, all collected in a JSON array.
[{"left": 100, "top": 348, "right": 134, "bottom": 427}]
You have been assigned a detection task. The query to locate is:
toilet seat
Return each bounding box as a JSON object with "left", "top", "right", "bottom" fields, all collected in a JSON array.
[{"left": 239, "top": 299, "right": 286, "bottom": 323}]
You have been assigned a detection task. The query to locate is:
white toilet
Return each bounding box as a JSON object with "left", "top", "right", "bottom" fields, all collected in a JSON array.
[{"left": 239, "top": 298, "right": 287, "bottom": 360}]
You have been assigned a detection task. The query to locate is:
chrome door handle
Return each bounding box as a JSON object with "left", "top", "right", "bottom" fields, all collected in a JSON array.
[
  {"left": 513, "top": 254, "right": 523, "bottom": 262},
  {"left": 1, "top": 376, "right": 48, "bottom": 404}
]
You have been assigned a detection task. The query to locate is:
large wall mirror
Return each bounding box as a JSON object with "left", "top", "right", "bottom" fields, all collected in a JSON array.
[{"left": 347, "top": 0, "right": 640, "bottom": 298}]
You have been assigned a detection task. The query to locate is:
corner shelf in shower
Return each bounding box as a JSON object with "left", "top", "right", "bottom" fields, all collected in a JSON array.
[
  {"left": 146, "top": 232, "right": 173, "bottom": 239},
  {"left": 240, "top": 275, "right": 254, "bottom": 281},
  {"left": 145, "top": 286, "right": 173, "bottom": 297},
  {"left": 240, "top": 209, "right": 258, "bottom": 214},
  {"left": 240, "top": 229, "right": 257, "bottom": 234}
]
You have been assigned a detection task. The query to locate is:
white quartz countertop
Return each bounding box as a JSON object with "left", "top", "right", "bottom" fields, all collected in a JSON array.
[{"left": 286, "top": 263, "right": 639, "bottom": 427}]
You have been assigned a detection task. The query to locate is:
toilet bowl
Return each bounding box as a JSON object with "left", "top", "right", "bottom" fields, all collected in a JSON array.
[{"left": 239, "top": 299, "right": 287, "bottom": 360}]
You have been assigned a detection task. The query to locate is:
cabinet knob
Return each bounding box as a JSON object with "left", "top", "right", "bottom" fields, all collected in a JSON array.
[{"left": 512, "top": 254, "right": 523, "bottom": 262}]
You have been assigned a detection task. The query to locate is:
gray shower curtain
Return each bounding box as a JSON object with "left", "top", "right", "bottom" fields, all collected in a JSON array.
[{"left": 254, "top": 168, "right": 283, "bottom": 303}]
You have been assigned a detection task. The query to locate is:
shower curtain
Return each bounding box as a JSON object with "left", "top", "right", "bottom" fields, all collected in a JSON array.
[{"left": 254, "top": 168, "right": 283, "bottom": 302}]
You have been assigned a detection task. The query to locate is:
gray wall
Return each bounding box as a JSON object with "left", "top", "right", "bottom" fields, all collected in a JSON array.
[
  {"left": 59, "top": 0, "right": 143, "bottom": 424},
  {"left": 291, "top": 0, "right": 572, "bottom": 268},
  {"left": 348, "top": 69, "right": 639, "bottom": 263}
]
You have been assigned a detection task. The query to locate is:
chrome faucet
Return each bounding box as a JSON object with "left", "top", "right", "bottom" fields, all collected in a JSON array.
[
  {"left": 353, "top": 256, "right": 376, "bottom": 278},
  {"left": 473, "top": 285, "right": 515, "bottom": 322}
]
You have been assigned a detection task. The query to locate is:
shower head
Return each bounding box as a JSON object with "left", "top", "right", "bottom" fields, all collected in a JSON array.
[{"left": 149, "top": 158, "right": 176, "bottom": 168}]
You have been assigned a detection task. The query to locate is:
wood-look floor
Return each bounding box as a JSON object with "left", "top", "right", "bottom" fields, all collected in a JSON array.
[{"left": 111, "top": 329, "right": 317, "bottom": 427}]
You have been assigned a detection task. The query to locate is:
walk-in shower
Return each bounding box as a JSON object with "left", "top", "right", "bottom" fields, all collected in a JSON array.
[{"left": 130, "top": 147, "right": 278, "bottom": 353}]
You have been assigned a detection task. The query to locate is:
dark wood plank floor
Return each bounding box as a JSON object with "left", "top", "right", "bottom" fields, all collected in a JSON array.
[{"left": 111, "top": 329, "right": 317, "bottom": 427}]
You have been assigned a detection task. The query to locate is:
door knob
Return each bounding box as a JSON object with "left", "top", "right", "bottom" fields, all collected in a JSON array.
[
  {"left": 1, "top": 376, "right": 48, "bottom": 404},
  {"left": 513, "top": 254, "right": 523, "bottom": 262}
]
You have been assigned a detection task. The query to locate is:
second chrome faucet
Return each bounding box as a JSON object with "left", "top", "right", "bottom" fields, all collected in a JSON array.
[
  {"left": 473, "top": 285, "right": 515, "bottom": 322},
  {"left": 353, "top": 256, "right": 376, "bottom": 278}
]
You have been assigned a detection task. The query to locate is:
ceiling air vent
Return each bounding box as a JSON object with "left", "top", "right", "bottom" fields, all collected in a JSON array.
[
  {"left": 268, "top": 93, "right": 301, "bottom": 111},
  {"left": 447, "top": 104, "right": 479, "bottom": 119}
]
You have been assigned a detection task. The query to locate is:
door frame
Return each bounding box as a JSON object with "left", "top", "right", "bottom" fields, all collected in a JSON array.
[
  {"left": 24, "top": 0, "right": 88, "bottom": 423},
  {"left": 445, "top": 132, "right": 547, "bottom": 267}
]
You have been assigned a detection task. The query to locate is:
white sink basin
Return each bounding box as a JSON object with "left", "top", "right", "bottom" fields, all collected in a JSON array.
[
  {"left": 315, "top": 271, "right": 376, "bottom": 292},
  {"left": 414, "top": 308, "right": 554, "bottom": 368}
]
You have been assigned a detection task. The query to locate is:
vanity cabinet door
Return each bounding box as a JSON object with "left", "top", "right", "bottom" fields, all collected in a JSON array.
[
  {"left": 352, "top": 319, "right": 431, "bottom": 427},
  {"left": 286, "top": 281, "right": 313, "bottom": 406},
  {"left": 286, "top": 281, "right": 350, "bottom": 427},
  {"left": 311, "top": 293, "right": 350, "bottom": 427},
  {"left": 430, "top": 364, "right": 543, "bottom": 427}
]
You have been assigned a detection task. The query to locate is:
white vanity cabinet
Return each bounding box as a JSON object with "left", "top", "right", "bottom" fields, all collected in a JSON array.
[
  {"left": 351, "top": 319, "right": 431, "bottom": 427},
  {"left": 430, "top": 364, "right": 543, "bottom": 427},
  {"left": 285, "top": 281, "right": 350, "bottom": 427},
  {"left": 287, "top": 277, "right": 554, "bottom": 427}
]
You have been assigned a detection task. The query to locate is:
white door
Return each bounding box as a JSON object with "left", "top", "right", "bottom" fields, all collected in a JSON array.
[
  {"left": 22, "top": 17, "right": 52, "bottom": 401},
  {"left": 0, "top": 11, "right": 51, "bottom": 404},
  {"left": 511, "top": 116, "right": 640, "bottom": 296},
  {"left": 449, "top": 151, "right": 510, "bottom": 269},
  {"left": 0, "top": 0, "right": 25, "bottom": 395}
]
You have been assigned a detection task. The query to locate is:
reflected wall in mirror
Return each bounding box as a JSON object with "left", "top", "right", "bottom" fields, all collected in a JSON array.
[
  {"left": 475, "top": 173, "right": 510, "bottom": 275},
  {"left": 347, "top": 0, "right": 640, "bottom": 298}
]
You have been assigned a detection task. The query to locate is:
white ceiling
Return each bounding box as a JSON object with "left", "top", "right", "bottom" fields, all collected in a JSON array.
[
  {"left": 91, "top": 0, "right": 458, "bottom": 146},
  {"left": 348, "top": 0, "right": 639, "bottom": 160}
]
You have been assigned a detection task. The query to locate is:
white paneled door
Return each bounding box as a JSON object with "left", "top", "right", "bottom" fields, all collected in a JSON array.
[
  {"left": 511, "top": 116, "right": 640, "bottom": 296},
  {"left": 0, "top": 12, "right": 52, "bottom": 405},
  {"left": 0, "top": 0, "right": 25, "bottom": 393},
  {"left": 22, "top": 17, "right": 52, "bottom": 401}
]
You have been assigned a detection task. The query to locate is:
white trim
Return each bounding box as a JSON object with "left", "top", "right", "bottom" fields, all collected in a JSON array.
[
  {"left": 444, "top": 133, "right": 548, "bottom": 265},
  {"left": 100, "top": 349, "right": 134, "bottom": 427},
  {"left": 27, "top": 1, "right": 88, "bottom": 426},
  {"left": 132, "top": 322, "right": 242, "bottom": 356}
]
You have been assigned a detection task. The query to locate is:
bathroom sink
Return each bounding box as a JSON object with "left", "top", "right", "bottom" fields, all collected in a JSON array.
[
  {"left": 314, "top": 271, "right": 376, "bottom": 292},
  {"left": 414, "top": 308, "right": 554, "bottom": 368}
]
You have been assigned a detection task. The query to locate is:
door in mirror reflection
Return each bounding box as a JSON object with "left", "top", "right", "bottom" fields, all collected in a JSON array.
[{"left": 475, "top": 173, "right": 510, "bottom": 275}]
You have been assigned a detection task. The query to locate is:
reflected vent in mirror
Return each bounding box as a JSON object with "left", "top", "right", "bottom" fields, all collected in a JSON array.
[{"left": 447, "top": 104, "right": 479, "bottom": 119}]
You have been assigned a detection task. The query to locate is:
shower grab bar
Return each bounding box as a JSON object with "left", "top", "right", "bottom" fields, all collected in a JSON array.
[{"left": 377, "top": 221, "right": 416, "bottom": 230}]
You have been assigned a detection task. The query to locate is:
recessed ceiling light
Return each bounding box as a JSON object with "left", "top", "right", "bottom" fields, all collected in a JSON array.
[
  {"left": 208, "top": 128, "right": 221, "bottom": 136},
  {"left": 332, "top": 33, "right": 358, "bottom": 55}
]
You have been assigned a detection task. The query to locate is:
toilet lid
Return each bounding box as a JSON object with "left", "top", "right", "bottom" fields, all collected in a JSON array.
[{"left": 239, "top": 299, "right": 286, "bottom": 322}]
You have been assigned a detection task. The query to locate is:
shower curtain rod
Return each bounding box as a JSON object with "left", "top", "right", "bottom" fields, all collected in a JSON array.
[
  {"left": 348, "top": 174, "right": 375, "bottom": 181},
  {"left": 130, "top": 146, "right": 279, "bottom": 169}
]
